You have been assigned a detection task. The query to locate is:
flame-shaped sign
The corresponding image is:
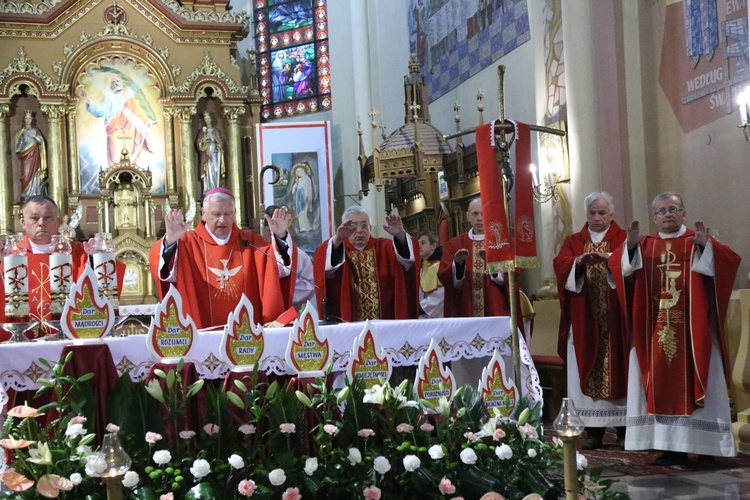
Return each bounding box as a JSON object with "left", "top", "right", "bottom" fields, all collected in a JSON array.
[
  {"left": 285, "top": 301, "right": 330, "bottom": 377},
  {"left": 61, "top": 266, "right": 114, "bottom": 340},
  {"left": 478, "top": 349, "right": 517, "bottom": 417},
  {"left": 219, "top": 294, "right": 265, "bottom": 370},
  {"left": 146, "top": 285, "right": 197, "bottom": 362},
  {"left": 414, "top": 338, "right": 455, "bottom": 410},
  {"left": 346, "top": 321, "right": 391, "bottom": 388}
]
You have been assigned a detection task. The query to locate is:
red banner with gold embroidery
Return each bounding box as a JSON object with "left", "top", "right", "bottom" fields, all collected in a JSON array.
[
  {"left": 476, "top": 121, "right": 513, "bottom": 274},
  {"left": 507, "top": 120, "right": 538, "bottom": 268}
]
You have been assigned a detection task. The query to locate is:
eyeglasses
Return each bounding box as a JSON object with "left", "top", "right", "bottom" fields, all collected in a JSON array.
[{"left": 653, "top": 206, "right": 684, "bottom": 216}]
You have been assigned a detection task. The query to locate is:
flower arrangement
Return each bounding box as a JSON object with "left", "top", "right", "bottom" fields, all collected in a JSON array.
[{"left": 0, "top": 354, "right": 626, "bottom": 499}]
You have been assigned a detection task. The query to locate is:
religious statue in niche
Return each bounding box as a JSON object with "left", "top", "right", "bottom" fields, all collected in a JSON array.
[
  {"left": 15, "top": 110, "right": 48, "bottom": 198},
  {"left": 196, "top": 111, "right": 226, "bottom": 195},
  {"left": 115, "top": 182, "right": 138, "bottom": 228}
]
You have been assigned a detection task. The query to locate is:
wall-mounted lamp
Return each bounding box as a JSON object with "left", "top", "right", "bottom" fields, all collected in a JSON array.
[
  {"left": 737, "top": 86, "right": 750, "bottom": 141},
  {"left": 533, "top": 122, "right": 570, "bottom": 203}
]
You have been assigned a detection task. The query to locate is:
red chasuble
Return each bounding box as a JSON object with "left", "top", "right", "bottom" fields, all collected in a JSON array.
[
  {"left": 553, "top": 222, "right": 628, "bottom": 399},
  {"left": 609, "top": 231, "right": 740, "bottom": 415},
  {"left": 149, "top": 223, "right": 288, "bottom": 329},
  {"left": 438, "top": 233, "right": 511, "bottom": 318},
  {"left": 312, "top": 236, "right": 419, "bottom": 321}
]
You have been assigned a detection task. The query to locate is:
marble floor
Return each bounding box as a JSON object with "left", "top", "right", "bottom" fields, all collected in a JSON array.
[{"left": 606, "top": 467, "right": 750, "bottom": 499}]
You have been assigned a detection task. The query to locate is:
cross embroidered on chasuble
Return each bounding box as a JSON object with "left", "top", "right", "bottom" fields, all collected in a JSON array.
[{"left": 349, "top": 248, "right": 380, "bottom": 321}]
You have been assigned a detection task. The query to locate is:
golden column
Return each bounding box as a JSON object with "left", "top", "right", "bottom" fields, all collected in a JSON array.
[
  {"left": 40, "top": 104, "right": 68, "bottom": 215},
  {"left": 0, "top": 105, "right": 13, "bottom": 234},
  {"left": 66, "top": 106, "right": 80, "bottom": 194},
  {"left": 223, "top": 106, "right": 247, "bottom": 227},
  {"left": 175, "top": 106, "right": 197, "bottom": 208},
  {"left": 162, "top": 106, "right": 176, "bottom": 193}
]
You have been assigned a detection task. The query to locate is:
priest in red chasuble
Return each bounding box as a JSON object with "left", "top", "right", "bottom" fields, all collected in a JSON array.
[
  {"left": 610, "top": 191, "right": 740, "bottom": 465},
  {"left": 0, "top": 195, "right": 124, "bottom": 340},
  {"left": 553, "top": 192, "right": 628, "bottom": 450},
  {"left": 438, "top": 197, "right": 511, "bottom": 318},
  {"left": 149, "top": 188, "right": 293, "bottom": 329},
  {"left": 312, "top": 206, "right": 419, "bottom": 322}
]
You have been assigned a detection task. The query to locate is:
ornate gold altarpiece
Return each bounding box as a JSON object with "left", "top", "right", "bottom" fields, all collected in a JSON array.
[{"left": 0, "top": 0, "right": 265, "bottom": 305}]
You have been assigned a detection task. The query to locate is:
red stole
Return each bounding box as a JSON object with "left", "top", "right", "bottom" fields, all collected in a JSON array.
[
  {"left": 553, "top": 222, "right": 628, "bottom": 398},
  {"left": 610, "top": 231, "right": 740, "bottom": 415},
  {"left": 312, "top": 236, "right": 419, "bottom": 321},
  {"left": 149, "top": 223, "right": 287, "bottom": 329}
]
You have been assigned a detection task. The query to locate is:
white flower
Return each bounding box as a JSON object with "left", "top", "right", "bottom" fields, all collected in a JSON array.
[
  {"left": 228, "top": 454, "right": 245, "bottom": 469},
  {"left": 69, "top": 473, "right": 82, "bottom": 486},
  {"left": 190, "top": 458, "right": 211, "bottom": 479},
  {"left": 84, "top": 454, "right": 106, "bottom": 477},
  {"left": 436, "top": 397, "right": 451, "bottom": 418},
  {"left": 576, "top": 452, "right": 588, "bottom": 470},
  {"left": 460, "top": 448, "right": 477, "bottom": 464},
  {"left": 76, "top": 445, "right": 94, "bottom": 459},
  {"left": 348, "top": 447, "right": 362, "bottom": 465},
  {"left": 496, "top": 443, "right": 513, "bottom": 460},
  {"left": 373, "top": 456, "right": 391, "bottom": 475},
  {"left": 402, "top": 454, "right": 421, "bottom": 472},
  {"left": 363, "top": 384, "right": 385, "bottom": 405},
  {"left": 528, "top": 448, "right": 538, "bottom": 458},
  {"left": 28, "top": 442, "right": 52, "bottom": 465},
  {"left": 153, "top": 450, "right": 172, "bottom": 465},
  {"left": 65, "top": 423, "right": 87, "bottom": 438},
  {"left": 428, "top": 445, "right": 445, "bottom": 460},
  {"left": 268, "top": 468, "right": 286, "bottom": 486},
  {"left": 304, "top": 457, "right": 318, "bottom": 476},
  {"left": 122, "top": 471, "right": 139, "bottom": 488}
]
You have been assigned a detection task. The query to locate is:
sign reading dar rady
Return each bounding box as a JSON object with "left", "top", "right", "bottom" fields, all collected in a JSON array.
[{"left": 659, "top": 0, "right": 749, "bottom": 133}]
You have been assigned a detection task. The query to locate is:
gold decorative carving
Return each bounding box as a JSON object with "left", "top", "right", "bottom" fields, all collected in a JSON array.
[
  {"left": 0, "top": 104, "right": 10, "bottom": 118},
  {"left": 174, "top": 106, "right": 196, "bottom": 122},
  {"left": 169, "top": 52, "right": 248, "bottom": 95},
  {"left": 222, "top": 106, "right": 246, "bottom": 121},
  {"left": 40, "top": 104, "right": 67, "bottom": 120},
  {"left": 171, "top": 65, "right": 182, "bottom": 77},
  {"left": 0, "top": 48, "right": 68, "bottom": 93},
  {"left": 0, "top": 0, "right": 64, "bottom": 15}
]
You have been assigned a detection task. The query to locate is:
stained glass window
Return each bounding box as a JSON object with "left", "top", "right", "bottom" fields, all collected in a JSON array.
[{"left": 254, "top": 0, "right": 331, "bottom": 121}]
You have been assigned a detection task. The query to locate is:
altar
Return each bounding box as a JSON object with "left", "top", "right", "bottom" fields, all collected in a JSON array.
[{"left": 0, "top": 316, "right": 542, "bottom": 407}]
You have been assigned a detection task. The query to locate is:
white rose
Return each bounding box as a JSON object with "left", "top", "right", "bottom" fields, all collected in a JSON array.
[
  {"left": 122, "top": 471, "right": 139, "bottom": 488},
  {"left": 304, "top": 457, "right": 318, "bottom": 476},
  {"left": 428, "top": 445, "right": 445, "bottom": 460},
  {"left": 373, "top": 456, "right": 391, "bottom": 475},
  {"left": 496, "top": 443, "right": 513, "bottom": 460},
  {"left": 153, "top": 450, "right": 172, "bottom": 465},
  {"left": 402, "top": 454, "right": 421, "bottom": 472},
  {"left": 527, "top": 448, "right": 538, "bottom": 458},
  {"left": 228, "top": 454, "right": 245, "bottom": 469},
  {"left": 69, "top": 473, "right": 82, "bottom": 486},
  {"left": 348, "top": 447, "right": 362, "bottom": 465},
  {"left": 268, "top": 468, "right": 286, "bottom": 486},
  {"left": 190, "top": 459, "right": 211, "bottom": 479},
  {"left": 65, "top": 423, "right": 87, "bottom": 438},
  {"left": 576, "top": 452, "right": 588, "bottom": 470},
  {"left": 460, "top": 448, "right": 477, "bottom": 465}
]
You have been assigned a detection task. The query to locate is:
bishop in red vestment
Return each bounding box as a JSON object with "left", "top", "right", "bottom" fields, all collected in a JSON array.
[
  {"left": 610, "top": 192, "right": 740, "bottom": 463},
  {"left": 313, "top": 206, "right": 418, "bottom": 322},
  {"left": 438, "top": 198, "right": 510, "bottom": 318},
  {"left": 149, "top": 189, "right": 293, "bottom": 329},
  {"left": 553, "top": 192, "right": 628, "bottom": 450}
]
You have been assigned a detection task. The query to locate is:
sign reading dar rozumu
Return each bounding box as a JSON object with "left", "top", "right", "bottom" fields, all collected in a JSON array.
[{"left": 659, "top": 0, "right": 749, "bottom": 133}]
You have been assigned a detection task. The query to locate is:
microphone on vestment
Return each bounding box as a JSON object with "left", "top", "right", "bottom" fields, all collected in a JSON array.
[{"left": 240, "top": 239, "right": 339, "bottom": 325}]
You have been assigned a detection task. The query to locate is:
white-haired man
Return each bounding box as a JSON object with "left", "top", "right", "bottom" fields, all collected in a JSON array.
[{"left": 312, "top": 206, "right": 419, "bottom": 321}]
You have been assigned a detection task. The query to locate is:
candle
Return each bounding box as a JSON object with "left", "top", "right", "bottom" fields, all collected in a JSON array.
[
  {"left": 49, "top": 253, "right": 73, "bottom": 293},
  {"left": 530, "top": 164, "right": 539, "bottom": 187}
]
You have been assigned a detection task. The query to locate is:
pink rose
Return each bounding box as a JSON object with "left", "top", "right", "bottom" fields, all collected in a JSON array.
[
  {"left": 238, "top": 479, "right": 257, "bottom": 497},
  {"left": 463, "top": 432, "right": 479, "bottom": 443},
  {"left": 281, "top": 487, "right": 301, "bottom": 500},
  {"left": 396, "top": 423, "right": 414, "bottom": 433},
  {"left": 358, "top": 429, "right": 375, "bottom": 438},
  {"left": 323, "top": 424, "right": 339, "bottom": 435},
  {"left": 518, "top": 424, "right": 538, "bottom": 439},
  {"left": 105, "top": 423, "right": 120, "bottom": 433},
  {"left": 279, "top": 423, "right": 296, "bottom": 434},
  {"left": 363, "top": 485, "right": 382, "bottom": 499},
  {"left": 145, "top": 432, "right": 162, "bottom": 444},
  {"left": 179, "top": 430, "right": 196, "bottom": 439},
  {"left": 70, "top": 416, "right": 87, "bottom": 425},
  {"left": 160, "top": 494, "right": 174, "bottom": 500},
  {"left": 239, "top": 424, "right": 257, "bottom": 435},
  {"left": 203, "top": 423, "right": 220, "bottom": 435},
  {"left": 492, "top": 428, "right": 506, "bottom": 441},
  {"left": 420, "top": 423, "right": 435, "bottom": 432},
  {"left": 439, "top": 478, "right": 456, "bottom": 495}
]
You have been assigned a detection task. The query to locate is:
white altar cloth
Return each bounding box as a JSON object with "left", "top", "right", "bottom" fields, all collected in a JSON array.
[{"left": 0, "top": 317, "right": 541, "bottom": 406}]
